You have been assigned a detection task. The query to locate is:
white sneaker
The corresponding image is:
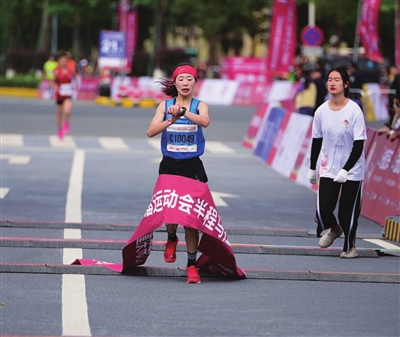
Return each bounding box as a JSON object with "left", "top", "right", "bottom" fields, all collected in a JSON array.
[
  {"left": 319, "top": 225, "right": 343, "bottom": 248},
  {"left": 340, "top": 248, "right": 359, "bottom": 259}
]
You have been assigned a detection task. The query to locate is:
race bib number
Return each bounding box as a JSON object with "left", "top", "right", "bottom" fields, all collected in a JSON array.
[
  {"left": 59, "top": 83, "right": 73, "bottom": 96},
  {"left": 167, "top": 123, "right": 197, "bottom": 152}
]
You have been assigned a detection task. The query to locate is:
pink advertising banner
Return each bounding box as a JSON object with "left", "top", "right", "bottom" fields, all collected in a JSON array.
[
  {"left": 397, "top": 5, "right": 400, "bottom": 68},
  {"left": 118, "top": 1, "right": 138, "bottom": 70},
  {"left": 358, "top": 0, "right": 384, "bottom": 63},
  {"left": 73, "top": 174, "right": 246, "bottom": 279},
  {"left": 221, "top": 57, "right": 269, "bottom": 83},
  {"left": 265, "top": 0, "right": 297, "bottom": 78}
]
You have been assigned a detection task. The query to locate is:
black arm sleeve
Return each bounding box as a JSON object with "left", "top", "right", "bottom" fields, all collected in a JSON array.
[
  {"left": 343, "top": 140, "right": 364, "bottom": 172},
  {"left": 310, "top": 138, "right": 322, "bottom": 170}
]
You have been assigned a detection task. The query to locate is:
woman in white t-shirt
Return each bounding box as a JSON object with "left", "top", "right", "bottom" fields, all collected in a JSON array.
[{"left": 308, "top": 67, "right": 367, "bottom": 258}]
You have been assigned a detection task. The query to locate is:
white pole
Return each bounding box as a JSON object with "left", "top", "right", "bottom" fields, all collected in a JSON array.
[{"left": 309, "top": 1, "right": 315, "bottom": 27}]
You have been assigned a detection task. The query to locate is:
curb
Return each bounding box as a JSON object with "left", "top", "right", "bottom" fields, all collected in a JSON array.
[
  {"left": 0, "top": 87, "right": 38, "bottom": 98},
  {"left": 1, "top": 263, "right": 398, "bottom": 284},
  {"left": 385, "top": 216, "right": 400, "bottom": 243},
  {"left": 95, "top": 96, "right": 157, "bottom": 108}
]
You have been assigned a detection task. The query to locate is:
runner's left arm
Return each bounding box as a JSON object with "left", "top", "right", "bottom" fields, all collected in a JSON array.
[{"left": 184, "top": 101, "right": 210, "bottom": 128}]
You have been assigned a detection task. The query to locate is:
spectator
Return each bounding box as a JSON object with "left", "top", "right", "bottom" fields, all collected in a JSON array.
[
  {"left": 43, "top": 55, "right": 58, "bottom": 81},
  {"left": 347, "top": 62, "right": 365, "bottom": 110},
  {"left": 295, "top": 70, "right": 317, "bottom": 117},
  {"left": 378, "top": 69, "right": 400, "bottom": 140},
  {"left": 311, "top": 68, "right": 328, "bottom": 113}
]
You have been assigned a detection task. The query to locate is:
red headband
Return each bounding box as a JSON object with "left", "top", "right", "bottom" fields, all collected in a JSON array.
[{"left": 173, "top": 65, "right": 198, "bottom": 80}]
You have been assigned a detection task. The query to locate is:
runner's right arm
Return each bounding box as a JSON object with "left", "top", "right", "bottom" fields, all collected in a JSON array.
[{"left": 146, "top": 101, "right": 180, "bottom": 138}]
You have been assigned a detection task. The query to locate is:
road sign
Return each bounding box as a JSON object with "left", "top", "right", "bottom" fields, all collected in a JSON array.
[
  {"left": 99, "top": 31, "right": 126, "bottom": 59},
  {"left": 98, "top": 30, "right": 127, "bottom": 69},
  {"left": 301, "top": 25, "right": 324, "bottom": 47}
]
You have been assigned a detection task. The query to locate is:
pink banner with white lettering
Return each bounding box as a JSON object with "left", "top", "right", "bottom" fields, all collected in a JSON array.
[
  {"left": 37, "top": 77, "right": 99, "bottom": 100},
  {"left": 125, "top": 9, "right": 138, "bottom": 70},
  {"left": 358, "top": 0, "right": 384, "bottom": 63},
  {"left": 397, "top": 6, "right": 400, "bottom": 68},
  {"left": 118, "top": 1, "right": 137, "bottom": 70},
  {"left": 221, "top": 57, "right": 269, "bottom": 83},
  {"left": 73, "top": 174, "right": 246, "bottom": 279},
  {"left": 266, "top": 0, "right": 297, "bottom": 78}
]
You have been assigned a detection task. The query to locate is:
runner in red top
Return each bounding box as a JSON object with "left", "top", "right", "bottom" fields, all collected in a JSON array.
[{"left": 53, "top": 52, "right": 75, "bottom": 140}]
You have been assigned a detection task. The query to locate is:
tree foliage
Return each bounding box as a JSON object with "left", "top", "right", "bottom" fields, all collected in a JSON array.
[{"left": 0, "top": 0, "right": 398, "bottom": 73}]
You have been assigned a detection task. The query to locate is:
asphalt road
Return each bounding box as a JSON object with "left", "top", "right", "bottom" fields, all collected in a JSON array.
[{"left": 0, "top": 97, "right": 399, "bottom": 337}]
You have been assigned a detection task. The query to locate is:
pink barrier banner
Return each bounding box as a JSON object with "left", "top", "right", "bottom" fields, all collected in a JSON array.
[
  {"left": 75, "top": 77, "right": 100, "bottom": 100},
  {"left": 266, "top": 108, "right": 291, "bottom": 166},
  {"left": 243, "top": 103, "right": 271, "bottom": 148},
  {"left": 266, "top": 0, "right": 297, "bottom": 78},
  {"left": 365, "top": 127, "right": 377, "bottom": 155},
  {"left": 73, "top": 174, "right": 246, "bottom": 279},
  {"left": 368, "top": 139, "right": 400, "bottom": 225},
  {"left": 233, "top": 82, "right": 271, "bottom": 106},
  {"left": 221, "top": 57, "right": 269, "bottom": 83},
  {"left": 397, "top": 6, "right": 400, "bottom": 68},
  {"left": 362, "top": 132, "right": 399, "bottom": 224},
  {"left": 37, "top": 77, "right": 99, "bottom": 100},
  {"left": 358, "top": 0, "right": 384, "bottom": 63},
  {"left": 271, "top": 113, "right": 313, "bottom": 178}
]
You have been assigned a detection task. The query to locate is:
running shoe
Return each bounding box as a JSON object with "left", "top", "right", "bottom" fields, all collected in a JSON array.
[
  {"left": 187, "top": 265, "right": 201, "bottom": 284},
  {"left": 164, "top": 238, "right": 178, "bottom": 263},
  {"left": 340, "top": 248, "right": 359, "bottom": 259},
  {"left": 63, "top": 121, "right": 70, "bottom": 134},
  {"left": 57, "top": 128, "right": 64, "bottom": 140},
  {"left": 319, "top": 225, "right": 343, "bottom": 248}
]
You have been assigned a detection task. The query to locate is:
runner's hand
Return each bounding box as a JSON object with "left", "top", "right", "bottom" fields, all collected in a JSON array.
[
  {"left": 308, "top": 169, "right": 317, "bottom": 185},
  {"left": 168, "top": 104, "right": 183, "bottom": 117},
  {"left": 334, "top": 169, "right": 348, "bottom": 183}
]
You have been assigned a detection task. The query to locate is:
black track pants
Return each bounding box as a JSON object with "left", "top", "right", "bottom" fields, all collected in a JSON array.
[{"left": 315, "top": 177, "right": 363, "bottom": 252}]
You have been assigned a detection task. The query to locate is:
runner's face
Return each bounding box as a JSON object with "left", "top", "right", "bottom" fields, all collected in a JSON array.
[
  {"left": 327, "top": 71, "right": 346, "bottom": 96},
  {"left": 175, "top": 74, "right": 196, "bottom": 97}
]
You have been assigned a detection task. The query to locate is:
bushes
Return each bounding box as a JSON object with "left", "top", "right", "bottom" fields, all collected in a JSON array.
[
  {"left": 0, "top": 75, "right": 41, "bottom": 88},
  {"left": 5, "top": 50, "right": 49, "bottom": 74}
]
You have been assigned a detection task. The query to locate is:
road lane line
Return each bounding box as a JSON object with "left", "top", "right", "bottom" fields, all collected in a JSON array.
[
  {"left": 65, "top": 150, "right": 84, "bottom": 223},
  {"left": 363, "top": 239, "right": 400, "bottom": 251},
  {"left": 0, "top": 134, "right": 24, "bottom": 146},
  {"left": 50, "top": 135, "right": 77, "bottom": 148},
  {"left": 0, "top": 154, "right": 31, "bottom": 164},
  {"left": 98, "top": 137, "right": 129, "bottom": 150},
  {"left": 62, "top": 275, "right": 91, "bottom": 336},
  {"left": 63, "top": 149, "right": 91, "bottom": 336},
  {"left": 205, "top": 141, "right": 235, "bottom": 153},
  {"left": 147, "top": 138, "right": 160, "bottom": 151},
  {"left": 0, "top": 187, "right": 10, "bottom": 199}
]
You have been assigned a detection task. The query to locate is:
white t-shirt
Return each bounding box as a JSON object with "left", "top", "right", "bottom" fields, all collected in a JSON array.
[{"left": 312, "top": 99, "right": 367, "bottom": 181}]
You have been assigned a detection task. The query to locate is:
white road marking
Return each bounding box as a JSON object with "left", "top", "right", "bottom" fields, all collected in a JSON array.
[
  {"left": 363, "top": 239, "right": 400, "bottom": 251},
  {"left": 0, "top": 134, "right": 24, "bottom": 147},
  {"left": 62, "top": 275, "right": 91, "bottom": 336},
  {"left": 62, "top": 149, "right": 91, "bottom": 336},
  {"left": 98, "top": 137, "right": 129, "bottom": 150},
  {"left": 0, "top": 154, "right": 31, "bottom": 164},
  {"left": 206, "top": 141, "right": 234, "bottom": 153},
  {"left": 211, "top": 191, "right": 238, "bottom": 207},
  {"left": 147, "top": 138, "right": 160, "bottom": 151},
  {"left": 150, "top": 157, "right": 163, "bottom": 163},
  {"left": 49, "top": 135, "right": 77, "bottom": 148},
  {"left": 65, "top": 150, "right": 84, "bottom": 223},
  {"left": 0, "top": 187, "right": 10, "bottom": 199}
]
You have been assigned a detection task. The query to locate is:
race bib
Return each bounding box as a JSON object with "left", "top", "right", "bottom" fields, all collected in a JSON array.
[
  {"left": 166, "top": 123, "right": 198, "bottom": 152},
  {"left": 59, "top": 83, "right": 73, "bottom": 96}
]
